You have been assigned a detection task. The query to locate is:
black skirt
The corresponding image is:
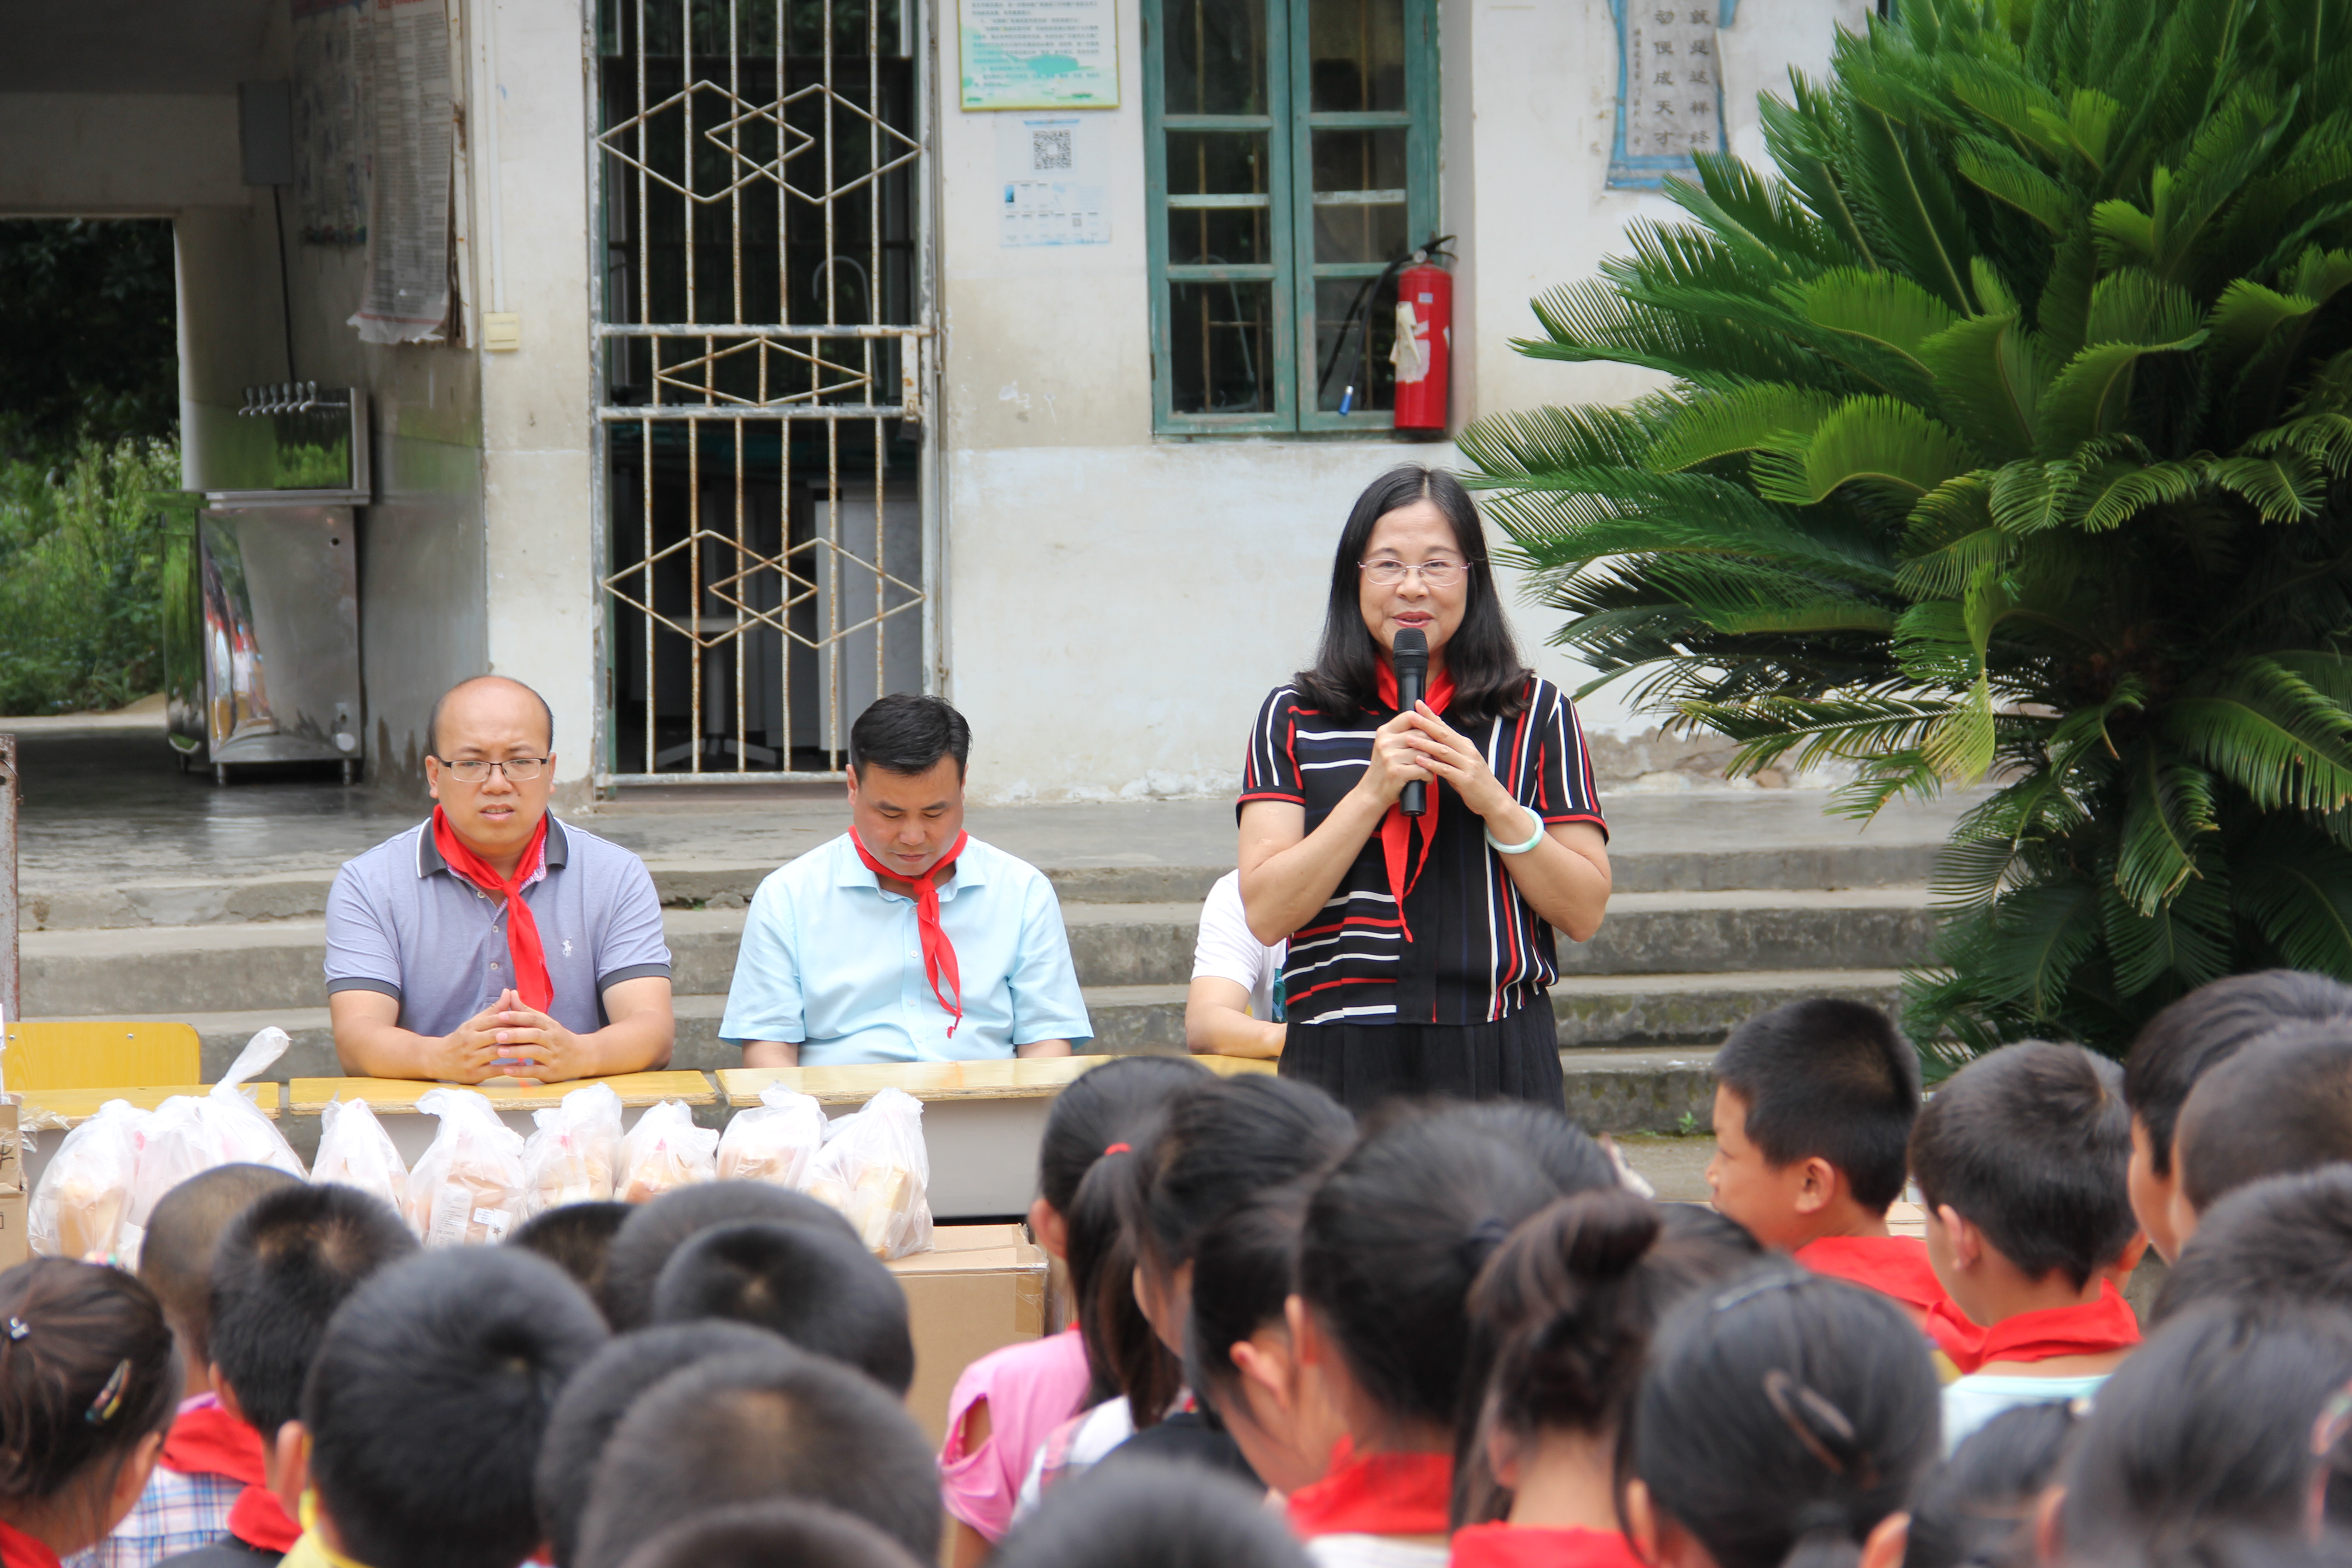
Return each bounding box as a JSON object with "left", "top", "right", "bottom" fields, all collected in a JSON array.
[{"left": 1278, "top": 1004, "right": 1563, "bottom": 1113}]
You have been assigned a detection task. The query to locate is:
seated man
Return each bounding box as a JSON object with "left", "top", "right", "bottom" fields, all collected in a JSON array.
[
  {"left": 723, "top": 694, "right": 1088, "bottom": 1066},
  {"left": 325, "top": 675, "right": 675, "bottom": 1082}
]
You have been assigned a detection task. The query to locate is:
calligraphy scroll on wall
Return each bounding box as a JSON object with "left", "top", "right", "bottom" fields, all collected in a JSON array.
[{"left": 1607, "top": 0, "right": 1736, "bottom": 190}]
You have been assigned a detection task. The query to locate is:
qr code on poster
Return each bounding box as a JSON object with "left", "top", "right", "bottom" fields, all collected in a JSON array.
[{"left": 1031, "top": 129, "right": 1073, "bottom": 171}]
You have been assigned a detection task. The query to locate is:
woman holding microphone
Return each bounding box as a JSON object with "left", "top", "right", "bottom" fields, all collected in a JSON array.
[{"left": 1237, "top": 466, "right": 1612, "bottom": 1110}]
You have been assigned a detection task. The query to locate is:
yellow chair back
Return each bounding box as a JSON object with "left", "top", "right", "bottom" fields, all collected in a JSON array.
[{"left": 3, "top": 1021, "right": 203, "bottom": 1092}]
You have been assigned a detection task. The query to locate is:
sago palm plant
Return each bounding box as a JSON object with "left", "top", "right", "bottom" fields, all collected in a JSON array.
[{"left": 1460, "top": 0, "right": 2352, "bottom": 1055}]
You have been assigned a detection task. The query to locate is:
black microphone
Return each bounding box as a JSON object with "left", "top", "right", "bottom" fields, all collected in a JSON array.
[{"left": 1393, "top": 627, "right": 1428, "bottom": 818}]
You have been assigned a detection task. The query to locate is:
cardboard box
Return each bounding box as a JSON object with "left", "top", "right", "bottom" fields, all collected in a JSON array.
[
  {"left": 0, "top": 1102, "right": 20, "bottom": 1194},
  {"left": 887, "top": 1223, "right": 1052, "bottom": 1447},
  {"left": 0, "top": 1190, "right": 28, "bottom": 1269}
]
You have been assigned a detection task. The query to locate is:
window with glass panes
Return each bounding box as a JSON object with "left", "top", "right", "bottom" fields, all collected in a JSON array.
[{"left": 1145, "top": 0, "right": 1438, "bottom": 434}]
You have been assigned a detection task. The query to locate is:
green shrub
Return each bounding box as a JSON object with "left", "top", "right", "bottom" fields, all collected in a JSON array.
[{"left": 0, "top": 437, "right": 181, "bottom": 715}]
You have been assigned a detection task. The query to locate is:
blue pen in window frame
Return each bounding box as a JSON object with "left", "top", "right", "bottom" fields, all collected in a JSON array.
[{"left": 1607, "top": 0, "right": 1737, "bottom": 191}]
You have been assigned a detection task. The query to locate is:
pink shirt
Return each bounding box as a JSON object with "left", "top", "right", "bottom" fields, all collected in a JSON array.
[{"left": 938, "top": 1327, "right": 1092, "bottom": 1541}]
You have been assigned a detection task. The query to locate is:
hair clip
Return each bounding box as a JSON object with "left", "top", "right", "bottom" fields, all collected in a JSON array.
[
  {"left": 1763, "top": 1369, "right": 1879, "bottom": 1490},
  {"left": 1102, "top": 1142, "right": 1132, "bottom": 1156},
  {"left": 2311, "top": 1378, "right": 2352, "bottom": 1458},
  {"left": 4, "top": 1319, "right": 24, "bottom": 1342},
  {"left": 85, "top": 1359, "right": 131, "bottom": 1426}
]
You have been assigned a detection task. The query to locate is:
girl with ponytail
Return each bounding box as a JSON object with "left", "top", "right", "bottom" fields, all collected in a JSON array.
[
  {"left": 0, "top": 1260, "right": 180, "bottom": 1567},
  {"left": 1451, "top": 1190, "right": 1761, "bottom": 1565},
  {"left": 1625, "top": 1269, "right": 1937, "bottom": 1568}
]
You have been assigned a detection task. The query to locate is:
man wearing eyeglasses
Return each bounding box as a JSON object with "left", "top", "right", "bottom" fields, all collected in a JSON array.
[{"left": 323, "top": 675, "right": 676, "bottom": 1082}]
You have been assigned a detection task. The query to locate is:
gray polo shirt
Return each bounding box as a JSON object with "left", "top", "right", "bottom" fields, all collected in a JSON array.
[{"left": 324, "top": 817, "right": 672, "bottom": 1038}]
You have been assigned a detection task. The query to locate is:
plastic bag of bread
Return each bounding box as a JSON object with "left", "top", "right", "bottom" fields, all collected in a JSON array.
[
  {"left": 403, "top": 1088, "right": 527, "bottom": 1245},
  {"left": 311, "top": 1097, "right": 409, "bottom": 1213},
  {"left": 803, "top": 1087, "right": 931, "bottom": 1259},
  {"left": 521, "top": 1082, "right": 623, "bottom": 1215},
  {"left": 122, "top": 1029, "right": 308, "bottom": 1260},
  {"left": 616, "top": 1099, "right": 718, "bottom": 1204},
  {"left": 30, "top": 1099, "right": 149, "bottom": 1264},
  {"left": 715, "top": 1083, "right": 827, "bottom": 1190}
]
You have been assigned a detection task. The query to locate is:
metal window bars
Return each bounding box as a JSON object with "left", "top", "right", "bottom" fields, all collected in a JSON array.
[{"left": 590, "top": 0, "right": 934, "bottom": 784}]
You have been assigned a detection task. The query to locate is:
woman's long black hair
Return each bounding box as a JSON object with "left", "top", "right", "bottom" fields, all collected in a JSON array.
[{"left": 1292, "top": 465, "right": 1531, "bottom": 725}]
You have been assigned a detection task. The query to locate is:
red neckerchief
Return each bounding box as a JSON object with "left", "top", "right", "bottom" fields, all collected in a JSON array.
[
  {"left": 1795, "top": 1235, "right": 1950, "bottom": 1315},
  {"left": 160, "top": 1402, "right": 267, "bottom": 1484},
  {"left": 1926, "top": 1280, "right": 2142, "bottom": 1375},
  {"left": 1450, "top": 1523, "right": 1648, "bottom": 1568},
  {"left": 1288, "top": 1438, "right": 1453, "bottom": 1540},
  {"left": 431, "top": 806, "right": 553, "bottom": 1012},
  {"left": 229, "top": 1484, "right": 304, "bottom": 1553},
  {"left": 0, "top": 1520, "right": 60, "bottom": 1568},
  {"left": 1371, "top": 661, "right": 1459, "bottom": 946},
  {"left": 851, "top": 830, "right": 971, "bottom": 1036}
]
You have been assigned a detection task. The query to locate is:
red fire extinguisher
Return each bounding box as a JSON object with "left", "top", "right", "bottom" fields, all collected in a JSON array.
[{"left": 1392, "top": 246, "right": 1453, "bottom": 436}]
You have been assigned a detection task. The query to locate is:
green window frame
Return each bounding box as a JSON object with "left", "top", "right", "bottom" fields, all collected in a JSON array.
[{"left": 1144, "top": 0, "right": 1440, "bottom": 436}]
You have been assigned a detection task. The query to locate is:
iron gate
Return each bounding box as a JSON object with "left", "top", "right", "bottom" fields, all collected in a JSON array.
[{"left": 591, "top": 0, "right": 933, "bottom": 783}]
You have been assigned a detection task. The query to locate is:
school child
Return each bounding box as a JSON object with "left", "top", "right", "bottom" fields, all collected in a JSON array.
[
  {"left": 0, "top": 1260, "right": 182, "bottom": 1568},
  {"left": 941, "top": 1054, "right": 1208, "bottom": 1561},
  {"left": 1624, "top": 1270, "right": 1938, "bottom": 1568},
  {"left": 74, "top": 1165, "right": 297, "bottom": 1568},
  {"left": 573, "top": 1345, "right": 941, "bottom": 1568},
  {"left": 2120, "top": 970, "right": 2352, "bottom": 1261},
  {"left": 509, "top": 1201, "right": 631, "bottom": 1309},
  {"left": 993, "top": 1461, "right": 1313, "bottom": 1568},
  {"left": 651, "top": 1220, "right": 913, "bottom": 1392},
  {"left": 1450, "top": 1191, "right": 1761, "bottom": 1567},
  {"left": 1286, "top": 1102, "right": 1619, "bottom": 1567},
  {"left": 2151, "top": 1166, "right": 2352, "bottom": 1327},
  {"left": 535, "top": 1322, "right": 784, "bottom": 1568},
  {"left": 598, "top": 1182, "right": 860, "bottom": 1328},
  {"left": 1182, "top": 1182, "right": 1329, "bottom": 1496},
  {"left": 610, "top": 1501, "right": 924, "bottom": 1568},
  {"left": 1704, "top": 1000, "right": 1945, "bottom": 1324},
  {"left": 2054, "top": 1303, "right": 2352, "bottom": 1551},
  {"left": 159, "top": 1186, "right": 417, "bottom": 1568},
  {"left": 283, "top": 1249, "right": 607, "bottom": 1568},
  {"left": 2170, "top": 1023, "right": 2352, "bottom": 1252},
  {"left": 1901, "top": 1404, "right": 2078, "bottom": 1568},
  {"left": 1908, "top": 1041, "right": 2143, "bottom": 1450}
]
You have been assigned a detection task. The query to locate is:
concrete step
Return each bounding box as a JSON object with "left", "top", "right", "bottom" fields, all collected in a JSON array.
[
  {"left": 20, "top": 892, "right": 1935, "bottom": 1017},
  {"left": 20, "top": 842, "right": 1945, "bottom": 933}
]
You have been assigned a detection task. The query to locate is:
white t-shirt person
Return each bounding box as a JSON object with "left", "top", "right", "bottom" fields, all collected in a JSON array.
[{"left": 1185, "top": 871, "right": 1286, "bottom": 1058}]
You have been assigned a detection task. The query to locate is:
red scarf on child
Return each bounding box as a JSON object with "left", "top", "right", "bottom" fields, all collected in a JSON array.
[
  {"left": 1927, "top": 1281, "right": 2142, "bottom": 1375},
  {"left": 228, "top": 1486, "right": 303, "bottom": 1554},
  {"left": 0, "top": 1519, "right": 59, "bottom": 1568},
  {"left": 160, "top": 1401, "right": 266, "bottom": 1483},
  {"left": 851, "top": 830, "right": 970, "bottom": 1036},
  {"left": 431, "top": 807, "right": 553, "bottom": 1012},
  {"left": 1287, "top": 1439, "right": 1453, "bottom": 1539},
  {"left": 1450, "top": 1524, "right": 1648, "bottom": 1568},
  {"left": 1795, "top": 1235, "right": 1949, "bottom": 1315},
  {"left": 1371, "top": 661, "right": 1459, "bottom": 947}
]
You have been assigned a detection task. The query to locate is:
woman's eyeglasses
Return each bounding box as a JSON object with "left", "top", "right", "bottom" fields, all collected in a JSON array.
[
  {"left": 432, "top": 756, "right": 549, "bottom": 784},
  {"left": 1361, "top": 558, "right": 1472, "bottom": 588}
]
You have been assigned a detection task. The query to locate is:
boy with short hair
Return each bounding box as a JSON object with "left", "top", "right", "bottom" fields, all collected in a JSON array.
[
  {"left": 2170, "top": 1021, "right": 2352, "bottom": 1252},
  {"left": 2151, "top": 1165, "right": 2352, "bottom": 1326},
  {"left": 1909, "top": 1040, "right": 2145, "bottom": 1450},
  {"left": 509, "top": 1200, "right": 631, "bottom": 1308},
  {"left": 599, "top": 1182, "right": 858, "bottom": 1328},
  {"left": 574, "top": 1346, "right": 941, "bottom": 1568},
  {"left": 75, "top": 1164, "right": 299, "bottom": 1568},
  {"left": 157, "top": 1185, "right": 418, "bottom": 1568},
  {"left": 648, "top": 1220, "right": 914, "bottom": 1393},
  {"left": 2119, "top": 970, "right": 2352, "bottom": 1261},
  {"left": 287, "top": 1249, "right": 608, "bottom": 1568},
  {"left": 1705, "top": 998, "right": 1945, "bottom": 1323}
]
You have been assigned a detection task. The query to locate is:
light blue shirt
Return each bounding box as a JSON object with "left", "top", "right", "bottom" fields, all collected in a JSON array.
[
  {"left": 720, "top": 832, "right": 1093, "bottom": 1064},
  {"left": 1941, "top": 1372, "right": 2108, "bottom": 1454}
]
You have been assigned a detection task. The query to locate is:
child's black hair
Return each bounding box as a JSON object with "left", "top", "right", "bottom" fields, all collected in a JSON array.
[
  {"left": 1456, "top": 1191, "right": 1763, "bottom": 1525},
  {"left": 599, "top": 1181, "right": 858, "bottom": 1328},
  {"left": 1066, "top": 1128, "right": 1178, "bottom": 1426},
  {"left": 1906, "top": 1040, "right": 2136, "bottom": 1290},
  {"left": 2123, "top": 970, "right": 2352, "bottom": 1178},
  {"left": 1137, "top": 1073, "right": 1355, "bottom": 1280},
  {"left": 1038, "top": 1054, "right": 1213, "bottom": 1218},
  {"left": 0, "top": 1260, "right": 180, "bottom": 1521},
  {"left": 990, "top": 1456, "right": 1313, "bottom": 1568},
  {"left": 650, "top": 1220, "right": 912, "bottom": 1392},
  {"left": 2154, "top": 1166, "right": 2352, "bottom": 1327},
  {"left": 2176, "top": 1022, "right": 2352, "bottom": 1215},
  {"left": 208, "top": 1181, "right": 418, "bottom": 1440},
  {"left": 574, "top": 1346, "right": 941, "bottom": 1568},
  {"left": 1904, "top": 1404, "right": 2080, "bottom": 1568},
  {"left": 1298, "top": 1100, "right": 1617, "bottom": 1432},
  {"left": 1712, "top": 1000, "right": 1921, "bottom": 1212},
  {"left": 535, "top": 1320, "right": 786, "bottom": 1568},
  {"left": 607, "top": 1500, "right": 925, "bottom": 1568},
  {"left": 303, "top": 1247, "right": 610, "bottom": 1568},
  {"left": 137, "top": 1162, "right": 300, "bottom": 1371},
  {"left": 511, "top": 1201, "right": 631, "bottom": 1310},
  {"left": 2059, "top": 1302, "right": 2352, "bottom": 1549},
  {"left": 1632, "top": 1269, "right": 1940, "bottom": 1568},
  {"left": 1184, "top": 1180, "right": 1312, "bottom": 1416}
]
